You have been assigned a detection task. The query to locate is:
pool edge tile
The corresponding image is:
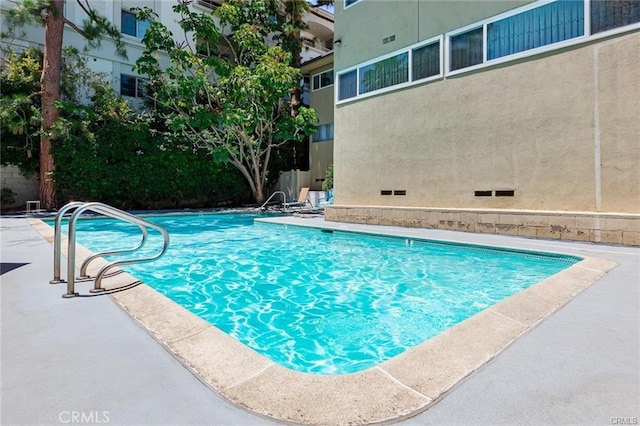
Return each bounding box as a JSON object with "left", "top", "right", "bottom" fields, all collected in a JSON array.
[
  {"left": 168, "top": 326, "right": 275, "bottom": 391},
  {"left": 380, "top": 309, "right": 528, "bottom": 400},
  {"left": 490, "top": 257, "right": 617, "bottom": 327},
  {"left": 111, "top": 285, "right": 212, "bottom": 344},
  {"left": 221, "top": 364, "right": 431, "bottom": 425}
]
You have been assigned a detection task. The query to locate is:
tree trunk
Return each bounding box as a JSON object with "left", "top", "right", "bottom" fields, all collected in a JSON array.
[
  {"left": 39, "top": 1, "right": 65, "bottom": 210},
  {"left": 255, "top": 184, "right": 265, "bottom": 205}
]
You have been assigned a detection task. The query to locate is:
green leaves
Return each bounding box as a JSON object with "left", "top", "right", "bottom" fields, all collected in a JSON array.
[
  {"left": 0, "top": 47, "right": 42, "bottom": 176},
  {"left": 135, "top": 0, "right": 318, "bottom": 202}
]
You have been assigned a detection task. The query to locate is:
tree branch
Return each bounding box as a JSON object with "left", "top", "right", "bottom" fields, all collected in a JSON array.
[{"left": 62, "top": 17, "right": 89, "bottom": 38}]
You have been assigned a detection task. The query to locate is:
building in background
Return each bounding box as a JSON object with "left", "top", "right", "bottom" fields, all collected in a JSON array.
[
  {"left": 328, "top": 0, "right": 640, "bottom": 245},
  {"left": 0, "top": 0, "right": 335, "bottom": 207}
]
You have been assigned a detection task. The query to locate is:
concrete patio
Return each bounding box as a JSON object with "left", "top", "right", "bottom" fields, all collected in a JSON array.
[{"left": 1, "top": 214, "right": 638, "bottom": 425}]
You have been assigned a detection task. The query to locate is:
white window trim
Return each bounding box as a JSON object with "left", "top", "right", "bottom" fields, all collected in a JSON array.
[
  {"left": 445, "top": 0, "right": 590, "bottom": 77},
  {"left": 311, "top": 69, "right": 334, "bottom": 91},
  {"left": 336, "top": 35, "right": 443, "bottom": 105},
  {"left": 120, "top": 74, "right": 145, "bottom": 98},
  {"left": 444, "top": 25, "right": 483, "bottom": 75},
  {"left": 337, "top": 0, "right": 640, "bottom": 104},
  {"left": 344, "top": 0, "right": 363, "bottom": 10},
  {"left": 193, "top": 0, "right": 222, "bottom": 13},
  {"left": 121, "top": 9, "right": 150, "bottom": 40}
]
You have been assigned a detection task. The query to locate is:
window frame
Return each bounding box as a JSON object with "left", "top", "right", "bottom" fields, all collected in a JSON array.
[
  {"left": 447, "top": 25, "right": 485, "bottom": 73},
  {"left": 312, "top": 123, "right": 335, "bottom": 143},
  {"left": 336, "top": 35, "right": 443, "bottom": 104},
  {"left": 195, "top": 0, "right": 222, "bottom": 11},
  {"left": 336, "top": 0, "right": 639, "bottom": 104},
  {"left": 120, "top": 9, "right": 150, "bottom": 39},
  {"left": 120, "top": 74, "right": 145, "bottom": 98},
  {"left": 344, "top": 0, "right": 361, "bottom": 10},
  {"left": 311, "top": 69, "right": 334, "bottom": 91}
]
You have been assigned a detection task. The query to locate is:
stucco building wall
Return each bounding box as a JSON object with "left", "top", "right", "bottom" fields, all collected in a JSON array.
[
  {"left": 309, "top": 62, "right": 335, "bottom": 191},
  {"left": 334, "top": 33, "right": 640, "bottom": 213},
  {"left": 329, "top": 0, "right": 640, "bottom": 244}
]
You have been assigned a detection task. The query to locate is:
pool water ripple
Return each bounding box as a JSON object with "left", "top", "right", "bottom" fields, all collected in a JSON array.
[{"left": 66, "top": 213, "right": 579, "bottom": 375}]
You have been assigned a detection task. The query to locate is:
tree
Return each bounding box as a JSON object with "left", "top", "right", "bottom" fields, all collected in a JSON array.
[
  {"left": 136, "top": 0, "right": 317, "bottom": 204},
  {"left": 2, "top": 0, "right": 126, "bottom": 210}
]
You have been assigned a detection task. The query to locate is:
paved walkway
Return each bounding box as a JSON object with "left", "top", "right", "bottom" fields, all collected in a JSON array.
[{"left": 1, "top": 215, "right": 638, "bottom": 425}]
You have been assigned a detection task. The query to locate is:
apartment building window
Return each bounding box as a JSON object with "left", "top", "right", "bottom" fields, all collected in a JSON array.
[
  {"left": 312, "top": 69, "right": 334, "bottom": 90},
  {"left": 312, "top": 123, "right": 334, "bottom": 142},
  {"left": 487, "top": 0, "right": 584, "bottom": 60},
  {"left": 338, "top": 70, "right": 357, "bottom": 101},
  {"left": 337, "top": 0, "right": 638, "bottom": 103},
  {"left": 591, "top": 0, "right": 640, "bottom": 34},
  {"left": 301, "top": 76, "right": 311, "bottom": 106},
  {"left": 412, "top": 41, "right": 440, "bottom": 81},
  {"left": 120, "top": 74, "right": 144, "bottom": 97},
  {"left": 121, "top": 10, "right": 150, "bottom": 38},
  {"left": 450, "top": 27, "right": 483, "bottom": 71},
  {"left": 196, "top": 0, "right": 222, "bottom": 10},
  {"left": 359, "top": 52, "right": 408, "bottom": 94},
  {"left": 345, "top": 0, "right": 360, "bottom": 7}
]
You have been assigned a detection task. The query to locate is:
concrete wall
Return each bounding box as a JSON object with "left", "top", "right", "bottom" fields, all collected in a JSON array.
[
  {"left": 324, "top": 206, "right": 640, "bottom": 245},
  {"left": 274, "top": 170, "right": 312, "bottom": 202},
  {"left": 0, "top": 166, "right": 38, "bottom": 209}
]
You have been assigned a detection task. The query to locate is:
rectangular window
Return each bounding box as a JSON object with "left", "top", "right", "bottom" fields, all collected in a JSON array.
[
  {"left": 197, "top": 0, "right": 221, "bottom": 10},
  {"left": 487, "top": 0, "right": 584, "bottom": 60},
  {"left": 120, "top": 74, "right": 144, "bottom": 98},
  {"left": 338, "top": 70, "right": 357, "bottom": 101},
  {"left": 301, "top": 76, "right": 310, "bottom": 106},
  {"left": 121, "top": 10, "right": 149, "bottom": 38},
  {"left": 345, "top": 0, "right": 359, "bottom": 7},
  {"left": 338, "top": 0, "right": 640, "bottom": 103},
  {"left": 312, "top": 69, "right": 334, "bottom": 90},
  {"left": 312, "top": 123, "right": 334, "bottom": 142},
  {"left": 591, "top": 0, "right": 640, "bottom": 34},
  {"left": 359, "top": 52, "right": 408, "bottom": 94},
  {"left": 412, "top": 41, "right": 440, "bottom": 81},
  {"left": 450, "top": 27, "right": 484, "bottom": 71}
]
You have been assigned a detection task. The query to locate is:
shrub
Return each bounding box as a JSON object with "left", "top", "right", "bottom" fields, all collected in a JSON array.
[{"left": 0, "top": 187, "right": 17, "bottom": 209}]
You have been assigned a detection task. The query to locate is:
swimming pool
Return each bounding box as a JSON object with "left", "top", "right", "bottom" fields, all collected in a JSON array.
[{"left": 66, "top": 212, "right": 580, "bottom": 375}]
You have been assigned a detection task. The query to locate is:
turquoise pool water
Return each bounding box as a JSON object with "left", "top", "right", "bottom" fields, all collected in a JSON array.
[{"left": 64, "top": 213, "right": 580, "bottom": 375}]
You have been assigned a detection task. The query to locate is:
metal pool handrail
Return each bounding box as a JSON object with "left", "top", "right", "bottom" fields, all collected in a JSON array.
[
  {"left": 50, "top": 201, "right": 170, "bottom": 298},
  {"left": 256, "top": 191, "right": 286, "bottom": 211},
  {"left": 50, "top": 202, "right": 147, "bottom": 284}
]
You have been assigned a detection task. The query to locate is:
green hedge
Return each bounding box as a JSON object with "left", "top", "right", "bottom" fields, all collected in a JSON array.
[{"left": 53, "top": 116, "right": 251, "bottom": 209}]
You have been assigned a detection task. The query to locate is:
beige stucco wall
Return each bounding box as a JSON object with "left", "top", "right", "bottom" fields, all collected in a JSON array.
[
  {"left": 333, "top": 32, "right": 640, "bottom": 215},
  {"left": 308, "top": 63, "right": 335, "bottom": 190}
]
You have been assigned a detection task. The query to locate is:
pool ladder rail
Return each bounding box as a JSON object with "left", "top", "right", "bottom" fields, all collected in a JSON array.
[
  {"left": 256, "top": 191, "right": 286, "bottom": 212},
  {"left": 50, "top": 201, "right": 170, "bottom": 298}
]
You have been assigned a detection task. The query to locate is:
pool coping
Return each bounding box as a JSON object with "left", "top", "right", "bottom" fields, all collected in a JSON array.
[{"left": 28, "top": 216, "right": 618, "bottom": 425}]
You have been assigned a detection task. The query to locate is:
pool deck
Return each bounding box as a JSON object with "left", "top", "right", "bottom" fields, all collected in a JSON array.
[{"left": 1, "top": 214, "right": 639, "bottom": 425}]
